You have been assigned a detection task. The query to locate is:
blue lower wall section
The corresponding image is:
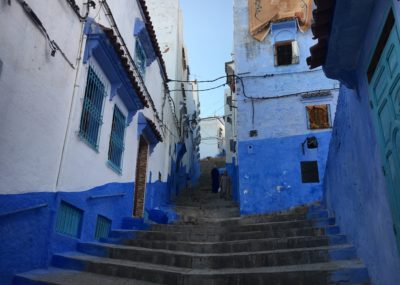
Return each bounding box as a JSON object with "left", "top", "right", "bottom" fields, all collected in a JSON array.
[
  {"left": 323, "top": 85, "right": 400, "bottom": 285},
  {"left": 226, "top": 161, "right": 239, "bottom": 203},
  {"left": 0, "top": 182, "right": 134, "bottom": 284},
  {"left": 0, "top": 179, "right": 181, "bottom": 284},
  {"left": 237, "top": 131, "right": 332, "bottom": 215},
  {"left": 145, "top": 179, "right": 178, "bottom": 223}
]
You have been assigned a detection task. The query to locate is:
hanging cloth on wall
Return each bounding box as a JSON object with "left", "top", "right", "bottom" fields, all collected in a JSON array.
[{"left": 248, "top": 0, "right": 313, "bottom": 41}]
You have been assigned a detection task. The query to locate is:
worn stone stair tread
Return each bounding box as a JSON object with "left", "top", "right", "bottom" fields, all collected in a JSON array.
[
  {"left": 157, "top": 217, "right": 334, "bottom": 232},
  {"left": 116, "top": 224, "right": 337, "bottom": 235},
  {"left": 128, "top": 234, "right": 347, "bottom": 247},
  {"left": 115, "top": 225, "right": 339, "bottom": 242},
  {"left": 188, "top": 214, "right": 318, "bottom": 224},
  {"left": 80, "top": 241, "right": 354, "bottom": 259},
  {"left": 15, "top": 268, "right": 160, "bottom": 285},
  {"left": 53, "top": 252, "right": 366, "bottom": 275}
]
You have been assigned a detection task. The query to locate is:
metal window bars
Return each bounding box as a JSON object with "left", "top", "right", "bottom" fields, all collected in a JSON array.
[
  {"left": 55, "top": 201, "right": 83, "bottom": 238},
  {"left": 108, "top": 106, "right": 126, "bottom": 173},
  {"left": 79, "top": 66, "right": 107, "bottom": 150},
  {"left": 95, "top": 215, "right": 112, "bottom": 240}
]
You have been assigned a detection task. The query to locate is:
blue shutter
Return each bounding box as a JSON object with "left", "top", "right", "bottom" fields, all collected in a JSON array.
[
  {"left": 108, "top": 106, "right": 126, "bottom": 173},
  {"left": 55, "top": 201, "right": 83, "bottom": 238},
  {"left": 95, "top": 215, "right": 112, "bottom": 240}
]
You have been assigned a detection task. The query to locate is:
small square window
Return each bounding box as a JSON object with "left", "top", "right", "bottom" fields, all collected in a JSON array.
[
  {"left": 55, "top": 201, "right": 83, "bottom": 238},
  {"left": 301, "top": 161, "right": 320, "bottom": 183},
  {"left": 306, "top": 104, "right": 331, "bottom": 130},
  {"left": 95, "top": 215, "right": 112, "bottom": 240},
  {"left": 274, "top": 41, "right": 299, "bottom": 66}
]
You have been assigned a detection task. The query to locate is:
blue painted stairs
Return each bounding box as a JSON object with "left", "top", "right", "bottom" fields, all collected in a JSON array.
[{"left": 14, "top": 192, "right": 371, "bottom": 285}]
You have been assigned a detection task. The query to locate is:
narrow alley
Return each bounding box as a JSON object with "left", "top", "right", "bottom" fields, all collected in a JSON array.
[
  {"left": 15, "top": 159, "right": 370, "bottom": 284},
  {"left": 1, "top": 0, "right": 400, "bottom": 285}
]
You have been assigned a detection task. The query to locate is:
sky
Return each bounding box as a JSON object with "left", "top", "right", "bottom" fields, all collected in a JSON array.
[{"left": 179, "top": 0, "right": 233, "bottom": 118}]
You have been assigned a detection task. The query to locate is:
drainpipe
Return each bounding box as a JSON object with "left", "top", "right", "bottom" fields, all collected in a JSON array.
[{"left": 55, "top": 22, "right": 87, "bottom": 189}]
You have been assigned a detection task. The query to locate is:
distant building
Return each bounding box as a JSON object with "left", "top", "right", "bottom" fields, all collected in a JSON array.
[
  {"left": 233, "top": 0, "right": 339, "bottom": 215},
  {"left": 224, "top": 61, "right": 239, "bottom": 202},
  {"left": 147, "top": 0, "right": 201, "bottom": 189},
  {"left": 307, "top": 0, "right": 400, "bottom": 284},
  {"left": 0, "top": 1, "right": 197, "bottom": 283},
  {"left": 199, "top": 117, "right": 225, "bottom": 159}
]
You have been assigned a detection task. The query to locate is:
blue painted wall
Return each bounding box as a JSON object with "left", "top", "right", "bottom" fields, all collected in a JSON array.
[
  {"left": 238, "top": 132, "right": 332, "bottom": 215},
  {"left": 321, "top": 1, "right": 400, "bottom": 284},
  {"left": 0, "top": 179, "right": 179, "bottom": 284},
  {"left": 0, "top": 182, "right": 134, "bottom": 284},
  {"left": 233, "top": 0, "right": 339, "bottom": 215},
  {"left": 226, "top": 160, "right": 239, "bottom": 203}
]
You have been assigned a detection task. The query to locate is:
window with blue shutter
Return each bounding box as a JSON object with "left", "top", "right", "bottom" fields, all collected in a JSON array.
[
  {"left": 55, "top": 201, "right": 83, "bottom": 238},
  {"left": 108, "top": 106, "right": 126, "bottom": 173},
  {"left": 95, "top": 215, "right": 112, "bottom": 240},
  {"left": 79, "top": 66, "right": 106, "bottom": 150},
  {"left": 134, "top": 38, "right": 146, "bottom": 76}
]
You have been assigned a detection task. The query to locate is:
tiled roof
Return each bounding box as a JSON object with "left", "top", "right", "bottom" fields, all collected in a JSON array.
[
  {"left": 102, "top": 27, "right": 150, "bottom": 108},
  {"left": 306, "top": 0, "right": 336, "bottom": 69},
  {"left": 138, "top": 0, "right": 169, "bottom": 89},
  {"left": 145, "top": 117, "right": 163, "bottom": 142}
]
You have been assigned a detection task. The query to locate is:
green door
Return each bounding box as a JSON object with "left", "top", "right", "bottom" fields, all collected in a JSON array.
[{"left": 369, "top": 20, "right": 400, "bottom": 252}]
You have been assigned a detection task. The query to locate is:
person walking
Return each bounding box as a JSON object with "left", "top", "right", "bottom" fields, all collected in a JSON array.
[{"left": 211, "top": 164, "right": 220, "bottom": 193}]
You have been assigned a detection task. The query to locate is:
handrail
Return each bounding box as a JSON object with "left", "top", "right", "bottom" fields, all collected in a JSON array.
[
  {"left": 87, "top": 192, "right": 126, "bottom": 200},
  {"left": 0, "top": 203, "right": 48, "bottom": 218}
]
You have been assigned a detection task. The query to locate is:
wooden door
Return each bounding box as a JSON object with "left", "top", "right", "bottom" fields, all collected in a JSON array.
[
  {"left": 368, "top": 11, "right": 400, "bottom": 252},
  {"left": 133, "top": 136, "right": 149, "bottom": 217}
]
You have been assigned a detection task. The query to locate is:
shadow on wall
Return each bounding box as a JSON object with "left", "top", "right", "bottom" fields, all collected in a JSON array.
[
  {"left": 0, "top": 182, "right": 134, "bottom": 284},
  {"left": 323, "top": 85, "right": 400, "bottom": 285}
]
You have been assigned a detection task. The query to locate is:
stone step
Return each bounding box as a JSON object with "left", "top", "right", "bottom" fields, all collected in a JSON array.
[
  {"left": 14, "top": 268, "right": 160, "bottom": 285},
  {"left": 110, "top": 225, "right": 340, "bottom": 242},
  {"left": 151, "top": 217, "right": 335, "bottom": 233},
  {"left": 51, "top": 253, "right": 370, "bottom": 285},
  {"left": 124, "top": 234, "right": 348, "bottom": 254},
  {"left": 191, "top": 209, "right": 330, "bottom": 226},
  {"left": 77, "top": 242, "right": 357, "bottom": 269}
]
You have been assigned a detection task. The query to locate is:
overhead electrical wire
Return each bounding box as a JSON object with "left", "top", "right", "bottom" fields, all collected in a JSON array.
[{"left": 14, "top": 0, "right": 75, "bottom": 69}]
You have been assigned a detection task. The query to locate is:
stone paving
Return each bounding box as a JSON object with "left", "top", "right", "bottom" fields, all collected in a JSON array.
[{"left": 15, "top": 162, "right": 371, "bottom": 284}]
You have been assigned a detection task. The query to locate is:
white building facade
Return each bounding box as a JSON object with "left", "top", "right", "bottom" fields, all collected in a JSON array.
[
  {"left": 0, "top": 1, "right": 196, "bottom": 283},
  {"left": 199, "top": 117, "right": 225, "bottom": 159},
  {"left": 146, "top": 0, "right": 201, "bottom": 190}
]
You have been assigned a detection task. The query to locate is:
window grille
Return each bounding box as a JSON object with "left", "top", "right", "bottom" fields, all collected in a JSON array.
[
  {"left": 134, "top": 38, "right": 146, "bottom": 76},
  {"left": 55, "top": 201, "right": 83, "bottom": 238},
  {"left": 95, "top": 215, "right": 112, "bottom": 240},
  {"left": 79, "top": 66, "right": 106, "bottom": 150},
  {"left": 306, "top": 104, "right": 331, "bottom": 129},
  {"left": 108, "top": 106, "right": 126, "bottom": 173}
]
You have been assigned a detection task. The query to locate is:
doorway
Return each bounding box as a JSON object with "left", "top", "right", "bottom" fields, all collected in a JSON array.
[
  {"left": 368, "top": 9, "right": 400, "bottom": 251},
  {"left": 133, "top": 136, "right": 149, "bottom": 217}
]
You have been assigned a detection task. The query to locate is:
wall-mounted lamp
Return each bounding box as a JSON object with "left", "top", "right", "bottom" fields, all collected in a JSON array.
[{"left": 302, "top": 136, "right": 318, "bottom": 155}]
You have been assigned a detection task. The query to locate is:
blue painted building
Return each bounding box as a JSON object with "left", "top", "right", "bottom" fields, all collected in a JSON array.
[
  {"left": 0, "top": 1, "right": 198, "bottom": 284},
  {"left": 307, "top": 0, "right": 400, "bottom": 284},
  {"left": 233, "top": 0, "right": 339, "bottom": 215}
]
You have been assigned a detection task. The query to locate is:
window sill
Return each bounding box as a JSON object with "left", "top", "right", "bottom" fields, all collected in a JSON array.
[
  {"left": 107, "top": 160, "right": 122, "bottom": 175},
  {"left": 78, "top": 132, "right": 100, "bottom": 153}
]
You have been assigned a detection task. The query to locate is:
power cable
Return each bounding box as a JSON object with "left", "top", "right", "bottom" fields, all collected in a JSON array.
[{"left": 15, "top": 0, "right": 75, "bottom": 69}]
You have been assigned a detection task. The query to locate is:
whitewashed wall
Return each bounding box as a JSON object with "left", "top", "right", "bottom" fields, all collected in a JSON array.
[
  {"left": 200, "top": 118, "right": 225, "bottom": 159},
  {"left": 0, "top": 1, "right": 84, "bottom": 194}
]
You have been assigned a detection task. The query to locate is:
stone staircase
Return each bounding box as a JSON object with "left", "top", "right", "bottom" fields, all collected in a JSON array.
[{"left": 15, "top": 180, "right": 370, "bottom": 284}]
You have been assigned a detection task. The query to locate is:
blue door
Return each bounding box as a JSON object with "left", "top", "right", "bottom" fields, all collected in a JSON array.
[{"left": 369, "top": 17, "right": 400, "bottom": 252}]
